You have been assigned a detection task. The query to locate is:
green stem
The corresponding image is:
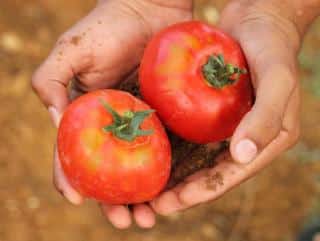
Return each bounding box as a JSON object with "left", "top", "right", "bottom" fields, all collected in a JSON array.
[
  {"left": 202, "top": 54, "right": 247, "bottom": 89},
  {"left": 99, "top": 99, "right": 154, "bottom": 142}
]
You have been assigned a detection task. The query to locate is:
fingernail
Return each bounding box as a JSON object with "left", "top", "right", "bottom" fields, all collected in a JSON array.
[
  {"left": 54, "top": 174, "right": 84, "bottom": 205},
  {"left": 48, "top": 106, "right": 61, "bottom": 127},
  {"left": 64, "top": 190, "right": 84, "bottom": 205},
  {"left": 234, "top": 139, "right": 257, "bottom": 164}
]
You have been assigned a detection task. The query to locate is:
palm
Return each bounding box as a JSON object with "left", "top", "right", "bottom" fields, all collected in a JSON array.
[
  {"left": 151, "top": 1, "right": 300, "bottom": 215},
  {"left": 33, "top": 0, "right": 192, "bottom": 229}
]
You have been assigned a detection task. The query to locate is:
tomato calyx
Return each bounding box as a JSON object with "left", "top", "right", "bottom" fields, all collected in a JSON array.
[
  {"left": 202, "top": 54, "right": 247, "bottom": 89},
  {"left": 100, "top": 99, "right": 155, "bottom": 142}
]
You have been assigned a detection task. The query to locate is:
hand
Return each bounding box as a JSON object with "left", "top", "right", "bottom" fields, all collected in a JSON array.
[
  {"left": 32, "top": 0, "right": 192, "bottom": 229},
  {"left": 150, "top": 0, "right": 302, "bottom": 215}
]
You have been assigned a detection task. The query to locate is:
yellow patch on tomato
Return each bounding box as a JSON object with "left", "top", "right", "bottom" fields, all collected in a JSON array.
[
  {"left": 164, "top": 78, "right": 183, "bottom": 90},
  {"left": 184, "top": 35, "right": 201, "bottom": 49},
  {"left": 116, "top": 146, "right": 152, "bottom": 168},
  {"left": 80, "top": 128, "right": 105, "bottom": 168},
  {"left": 157, "top": 44, "right": 191, "bottom": 76},
  {"left": 207, "top": 36, "right": 214, "bottom": 44}
]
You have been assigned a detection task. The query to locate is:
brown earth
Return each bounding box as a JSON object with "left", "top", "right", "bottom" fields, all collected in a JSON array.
[{"left": 0, "top": 1, "right": 320, "bottom": 241}]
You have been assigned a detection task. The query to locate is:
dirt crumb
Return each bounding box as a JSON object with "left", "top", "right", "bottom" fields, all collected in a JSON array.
[
  {"left": 70, "top": 35, "right": 81, "bottom": 45},
  {"left": 205, "top": 172, "right": 224, "bottom": 191}
]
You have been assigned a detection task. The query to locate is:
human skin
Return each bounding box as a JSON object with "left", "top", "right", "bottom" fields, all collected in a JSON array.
[{"left": 32, "top": 0, "right": 320, "bottom": 229}]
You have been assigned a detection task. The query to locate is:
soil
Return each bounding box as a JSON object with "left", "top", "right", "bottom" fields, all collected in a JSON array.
[{"left": 0, "top": 1, "right": 320, "bottom": 241}]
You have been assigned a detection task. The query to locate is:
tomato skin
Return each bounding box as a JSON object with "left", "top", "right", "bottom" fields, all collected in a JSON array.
[
  {"left": 139, "top": 21, "right": 253, "bottom": 144},
  {"left": 57, "top": 90, "right": 171, "bottom": 205}
]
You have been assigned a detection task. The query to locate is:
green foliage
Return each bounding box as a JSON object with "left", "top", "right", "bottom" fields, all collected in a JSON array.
[
  {"left": 299, "top": 52, "right": 320, "bottom": 98},
  {"left": 285, "top": 142, "right": 320, "bottom": 163}
]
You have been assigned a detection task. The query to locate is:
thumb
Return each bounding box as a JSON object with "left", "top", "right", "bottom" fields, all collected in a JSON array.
[
  {"left": 32, "top": 35, "right": 91, "bottom": 126},
  {"left": 230, "top": 56, "right": 298, "bottom": 164}
]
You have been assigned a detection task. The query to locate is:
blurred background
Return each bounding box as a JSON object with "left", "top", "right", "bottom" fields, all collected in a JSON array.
[{"left": 0, "top": 0, "right": 320, "bottom": 241}]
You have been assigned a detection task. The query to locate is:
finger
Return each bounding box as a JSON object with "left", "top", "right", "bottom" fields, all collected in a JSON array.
[
  {"left": 151, "top": 152, "right": 244, "bottom": 214},
  {"left": 101, "top": 204, "right": 132, "bottom": 229},
  {"left": 150, "top": 182, "right": 188, "bottom": 216},
  {"left": 237, "top": 86, "right": 300, "bottom": 177},
  {"left": 230, "top": 57, "right": 297, "bottom": 164},
  {"left": 153, "top": 138, "right": 286, "bottom": 213},
  {"left": 132, "top": 204, "right": 156, "bottom": 229},
  {"left": 31, "top": 35, "right": 91, "bottom": 125},
  {"left": 152, "top": 87, "right": 299, "bottom": 214},
  {"left": 178, "top": 132, "right": 298, "bottom": 207},
  {"left": 48, "top": 106, "right": 62, "bottom": 128},
  {"left": 53, "top": 148, "right": 84, "bottom": 205},
  {"left": 32, "top": 43, "right": 72, "bottom": 111}
]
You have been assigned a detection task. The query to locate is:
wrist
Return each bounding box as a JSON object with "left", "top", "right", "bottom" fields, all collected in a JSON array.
[
  {"left": 242, "top": 0, "right": 320, "bottom": 36},
  {"left": 96, "top": 0, "right": 192, "bottom": 32},
  {"left": 233, "top": 0, "right": 320, "bottom": 51},
  {"left": 117, "top": 0, "right": 192, "bottom": 34},
  {"left": 143, "top": 0, "right": 193, "bottom": 9},
  {"left": 97, "top": 0, "right": 192, "bottom": 9},
  {"left": 231, "top": 0, "right": 301, "bottom": 51}
]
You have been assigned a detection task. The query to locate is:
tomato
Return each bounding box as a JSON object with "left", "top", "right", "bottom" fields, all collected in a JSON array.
[
  {"left": 139, "top": 21, "right": 253, "bottom": 144},
  {"left": 57, "top": 90, "right": 171, "bottom": 205}
]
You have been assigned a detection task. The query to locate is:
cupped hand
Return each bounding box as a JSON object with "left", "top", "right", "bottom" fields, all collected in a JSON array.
[
  {"left": 151, "top": 0, "right": 301, "bottom": 215},
  {"left": 32, "top": 0, "right": 192, "bottom": 229}
]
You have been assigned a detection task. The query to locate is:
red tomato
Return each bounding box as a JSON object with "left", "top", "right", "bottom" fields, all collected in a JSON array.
[
  {"left": 139, "top": 21, "right": 253, "bottom": 144},
  {"left": 57, "top": 90, "right": 171, "bottom": 205}
]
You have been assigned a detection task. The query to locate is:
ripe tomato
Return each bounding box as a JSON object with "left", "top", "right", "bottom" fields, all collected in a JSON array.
[
  {"left": 139, "top": 21, "right": 253, "bottom": 144},
  {"left": 57, "top": 90, "right": 171, "bottom": 204}
]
